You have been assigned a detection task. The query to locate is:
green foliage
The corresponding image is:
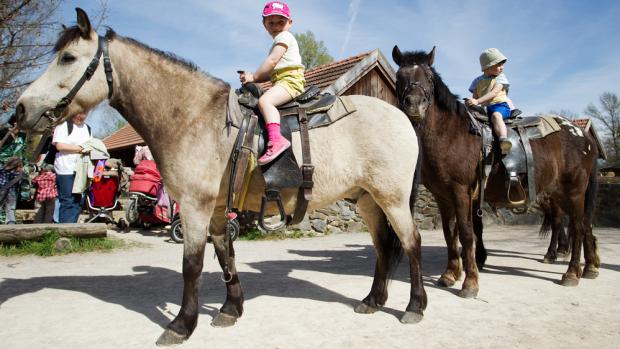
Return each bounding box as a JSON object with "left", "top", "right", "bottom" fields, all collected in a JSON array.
[
  {"left": 0, "top": 231, "right": 126, "bottom": 256},
  {"left": 293, "top": 31, "right": 334, "bottom": 70}
]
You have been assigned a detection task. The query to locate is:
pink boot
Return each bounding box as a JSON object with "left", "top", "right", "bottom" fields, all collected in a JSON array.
[{"left": 258, "top": 137, "right": 291, "bottom": 165}]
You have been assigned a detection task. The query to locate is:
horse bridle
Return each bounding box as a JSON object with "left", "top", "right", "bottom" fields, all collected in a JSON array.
[
  {"left": 31, "top": 35, "right": 114, "bottom": 160},
  {"left": 37, "top": 35, "right": 114, "bottom": 129},
  {"left": 397, "top": 64, "right": 434, "bottom": 111}
]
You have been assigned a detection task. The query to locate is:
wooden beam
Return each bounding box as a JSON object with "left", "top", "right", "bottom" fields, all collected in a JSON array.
[{"left": 0, "top": 224, "right": 108, "bottom": 243}]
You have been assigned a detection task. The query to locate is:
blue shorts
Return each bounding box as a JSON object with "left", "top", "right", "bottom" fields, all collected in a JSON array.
[{"left": 487, "top": 102, "right": 511, "bottom": 119}]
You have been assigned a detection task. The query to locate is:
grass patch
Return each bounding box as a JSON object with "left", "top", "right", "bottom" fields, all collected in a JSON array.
[
  {"left": 239, "top": 228, "right": 317, "bottom": 241},
  {"left": 0, "top": 231, "right": 126, "bottom": 257}
]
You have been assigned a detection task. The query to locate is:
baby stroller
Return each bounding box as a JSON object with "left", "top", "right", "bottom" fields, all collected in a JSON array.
[
  {"left": 125, "top": 159, "right": 176, "bottom": 228},
  {"left": 85, "top": 159, "right": 127, "bottom": 229}
]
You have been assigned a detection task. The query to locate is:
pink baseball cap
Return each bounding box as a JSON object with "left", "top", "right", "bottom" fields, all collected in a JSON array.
[{"left": 262, "top": 1, "right": 291, "bottom": 19}]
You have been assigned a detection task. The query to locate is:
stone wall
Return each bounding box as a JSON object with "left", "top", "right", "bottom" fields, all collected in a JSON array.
[
  {"left": 595, "top": 181, "right": 620, "bottom": 227},
  {"left": 290, "top": 180, "right": 620, "bottom": 234}
]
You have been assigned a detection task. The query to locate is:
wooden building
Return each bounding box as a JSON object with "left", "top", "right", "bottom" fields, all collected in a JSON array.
[{"left": 103, "top": 48, "right": 397, "bottom": 165}]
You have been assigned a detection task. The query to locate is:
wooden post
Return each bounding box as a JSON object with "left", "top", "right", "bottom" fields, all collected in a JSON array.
[{"left": 0, "top": 223, "right": 108, "bottom": 243}]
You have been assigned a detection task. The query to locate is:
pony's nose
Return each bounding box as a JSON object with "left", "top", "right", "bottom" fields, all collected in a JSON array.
[
  {"left": 404, "top": 95, "right": 414, "bottom": 107},
  {"left": 14, "top": 103, "right": 25, "bottom": 125}
]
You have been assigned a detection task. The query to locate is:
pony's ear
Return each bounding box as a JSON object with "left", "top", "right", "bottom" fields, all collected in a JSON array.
[
  {"left": 76, "top": 7, "right": 92, "bottom": 39},
  {"left": 392, "top": 45, "right": 403, "bottom": 66},
  {"left": 428, "top": 46, "right": 436, "bottom": 66}
]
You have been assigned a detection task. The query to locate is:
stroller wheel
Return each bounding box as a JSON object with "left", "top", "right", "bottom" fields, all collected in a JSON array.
[
  {"left": 170, "top": 219, "right": 183, "bottom": 243},
  {"left": 125, "top": 199, "right": 139, "bottom": 225}
]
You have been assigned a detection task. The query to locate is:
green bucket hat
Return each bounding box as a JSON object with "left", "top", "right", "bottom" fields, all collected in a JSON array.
[{"left": 479, "top": 48, "right": 507, "bottom": 71}]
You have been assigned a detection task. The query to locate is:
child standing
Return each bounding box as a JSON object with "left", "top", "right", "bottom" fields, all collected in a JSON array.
[
  {"left": 32, "top": 164, "right": 58, "bottom": 223},
  {"left": 466, "top": 48, "right": 513, "bottom": 154},
  {"left": 0, "top": 157, "right": 24, "bottom": 224},
  {"left": 239, "top": 1, "right": 306, "bottom": 165}
]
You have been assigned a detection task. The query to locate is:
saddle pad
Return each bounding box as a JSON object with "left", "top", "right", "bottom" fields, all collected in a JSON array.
[{"left": 536, "top": 115, "right": 562, "bottom": 138}]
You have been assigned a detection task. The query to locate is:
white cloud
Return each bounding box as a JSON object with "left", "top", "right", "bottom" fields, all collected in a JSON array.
[{"left": 339, "top": 0, "right": 362, "bottom": 59}]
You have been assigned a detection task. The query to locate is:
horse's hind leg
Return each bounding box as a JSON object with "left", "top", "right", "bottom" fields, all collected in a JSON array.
[
  {"left": 383, "top": 199, "right": 427, "bottom": 323},
  {"left": 582, "top": 213, "right": 600, "bottom": 279},
  {"left": 354, "top": 193, "right": 398, "bottom": 314},
  {"left": 209, "top": 208, "right": 244, "bottom": 327},
  {"left": 157, "top": 205, "right": 213, "bottom": 346},
  {"left": 542, "top": 200, "right": 565, "bottom": 263}
]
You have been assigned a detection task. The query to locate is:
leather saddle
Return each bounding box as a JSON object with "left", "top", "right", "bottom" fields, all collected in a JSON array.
[
  {"left": 466, "top": 104, "right": 561, "bottom": 209},
  {"left": 233, "top": 83, "right": 338, "bottom": 230}
]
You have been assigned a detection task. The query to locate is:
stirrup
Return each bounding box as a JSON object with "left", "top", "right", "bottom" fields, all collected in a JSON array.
[
  {"left": 258, "top": 189, "right": 287, "bottom": 231},
  {"left": 507, "top": 172, "right": 526, "bottom": 206}
]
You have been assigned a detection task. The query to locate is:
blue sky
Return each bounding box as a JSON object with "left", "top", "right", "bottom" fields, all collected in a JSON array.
[{"left": 55, "top": 0, "right": 620, "bottom": 131}]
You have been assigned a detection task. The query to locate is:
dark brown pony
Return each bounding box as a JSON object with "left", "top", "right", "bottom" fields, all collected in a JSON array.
[{"left": 392, "top": 46, "right": 599, "bottom": 297}]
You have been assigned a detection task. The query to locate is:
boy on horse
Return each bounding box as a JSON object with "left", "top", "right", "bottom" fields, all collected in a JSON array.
[{"left": 466, "top": 48, "right": 514, "bottom": 154}]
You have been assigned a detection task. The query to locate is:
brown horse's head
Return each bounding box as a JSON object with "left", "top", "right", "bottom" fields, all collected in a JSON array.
[
  {"left": 392, "top": 45, "right": 436, "bottom": 121},
  {"left": 15, "top": 8, "right": 111, "bottom": 132}
]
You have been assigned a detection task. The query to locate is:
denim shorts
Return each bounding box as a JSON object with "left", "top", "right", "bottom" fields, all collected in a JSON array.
[{"left": 487, "top": 102, "right": 511, "bottom": 119}]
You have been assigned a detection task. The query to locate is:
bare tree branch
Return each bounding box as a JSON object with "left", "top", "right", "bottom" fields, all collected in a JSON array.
[{"left": 0, "top": 0, "right": 108, "bottom": 122}]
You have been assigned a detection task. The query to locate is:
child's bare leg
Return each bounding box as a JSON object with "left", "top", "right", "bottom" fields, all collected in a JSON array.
[
  {"left": 491, "top": 112, "right": 511, "bottom": 154},
  {"left": 491, "top": 112, "right": 507, "bottom": 138},
  {"left": 257, "top": 85, "right": 293, "bottom": 165},
  {"left": 258, "top": 85, "right": 292, "bottom": 123}
]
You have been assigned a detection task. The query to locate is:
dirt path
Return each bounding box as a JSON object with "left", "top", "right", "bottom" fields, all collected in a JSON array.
[{"left": 1, "top": 225, "right": 619, "bottom": 348}]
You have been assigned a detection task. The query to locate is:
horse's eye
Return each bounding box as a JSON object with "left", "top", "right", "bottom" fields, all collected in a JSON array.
[{"left": 60, "top": 53, "right": 76, "bottom": 65}]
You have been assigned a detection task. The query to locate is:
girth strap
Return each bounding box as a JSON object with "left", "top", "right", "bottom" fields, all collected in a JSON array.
[
  {"left": 290, "top": 107, "right": 314, "bottom": 224},
  {"left": 517, "top": 126, "right": 537, "bottom": 204}
]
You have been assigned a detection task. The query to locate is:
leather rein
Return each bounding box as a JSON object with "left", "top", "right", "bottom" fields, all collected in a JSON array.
[{"left": 31, "top": 35, "right": 114, "bottom": 159}]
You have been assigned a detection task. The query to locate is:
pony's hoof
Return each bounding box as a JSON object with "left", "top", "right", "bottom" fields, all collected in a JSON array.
[
  {"left": 156, "top": 329, "right": 187, "bottom": 347},
  {"left": 437, "top": 275, "right": 456, "bottom": 287},
  {"left": 542, "top": 256, "right": 556, "bottom": 264},
  {"left": 354, "top": 302, "right": 379, "bottom": 314},
  {"left": 582, "top": 267, "right": 599, "bottom": 279},
  {"left": 560, "top": 273, "right": 579, "bottom": 287},
  {"left": 211, "top": 313, "right": 238, "bottom": 327},
  {"left": 400, "top": 310, "right": 423, "bottom": 324},
  {"left": 458, "top": 288, "right": 478, "bottom": 299}
]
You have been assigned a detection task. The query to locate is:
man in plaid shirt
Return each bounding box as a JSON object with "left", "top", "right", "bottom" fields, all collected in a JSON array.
[{"left": 32, "top": 164, "right": 58, "bottom": 223}]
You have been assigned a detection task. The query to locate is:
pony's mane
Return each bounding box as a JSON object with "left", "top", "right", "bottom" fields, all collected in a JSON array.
[
  {"left": 399, "top": 50, "right": 469, "bottom": 118},
  {"left": 53, "top": 26, "right": 228, "bottom": 86}
]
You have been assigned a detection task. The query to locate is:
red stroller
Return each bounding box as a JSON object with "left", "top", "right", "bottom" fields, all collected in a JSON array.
[
  {"left": 125, "top": 160, "right": 176, "bottom": 228},
  {"left": 85, "top": 161, "right": 127, "bottom": 229}
]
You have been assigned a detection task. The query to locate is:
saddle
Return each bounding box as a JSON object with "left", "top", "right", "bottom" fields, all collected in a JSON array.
[
  {"left": 226, "top": 84, "right": 356, "bottom": 230},
  {"left": 466, "top": 106, "right": 561, "bottom": 208}
]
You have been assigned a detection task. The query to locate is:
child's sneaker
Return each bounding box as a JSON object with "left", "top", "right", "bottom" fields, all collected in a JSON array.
[
  {"left": 499, "top": 137, "right": 512, "bottom": 155},
  {"left": 258, "top": 138, "right": 291, "bottom": 165}
]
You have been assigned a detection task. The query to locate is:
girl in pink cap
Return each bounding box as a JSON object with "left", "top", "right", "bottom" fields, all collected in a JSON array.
[{"left": 239, "top": 1, "right": 306, "bottom": 165}]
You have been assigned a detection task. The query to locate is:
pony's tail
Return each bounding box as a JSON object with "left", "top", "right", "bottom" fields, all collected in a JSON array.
[
  {"left": 385, "top": 223, "right": 404, "bottom": 280},
  {"left": 539, "top": 210, "right": 553, "bottom": 238}
]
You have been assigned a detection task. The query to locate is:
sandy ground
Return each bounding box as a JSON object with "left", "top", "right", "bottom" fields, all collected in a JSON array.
[{"left": 1, "top": 225, "right": 619, "bottom": 349}]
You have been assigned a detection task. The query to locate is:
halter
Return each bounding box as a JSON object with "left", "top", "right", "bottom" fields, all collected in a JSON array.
[
  {"left": 31, "top": 35, "right": 114, "bottom": 160},
  {"left": 40, "top": 35, "right": 113, "bottom": 129},
  {"left": 397, "top": 64, "right": 434, "bottom": 112}
]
